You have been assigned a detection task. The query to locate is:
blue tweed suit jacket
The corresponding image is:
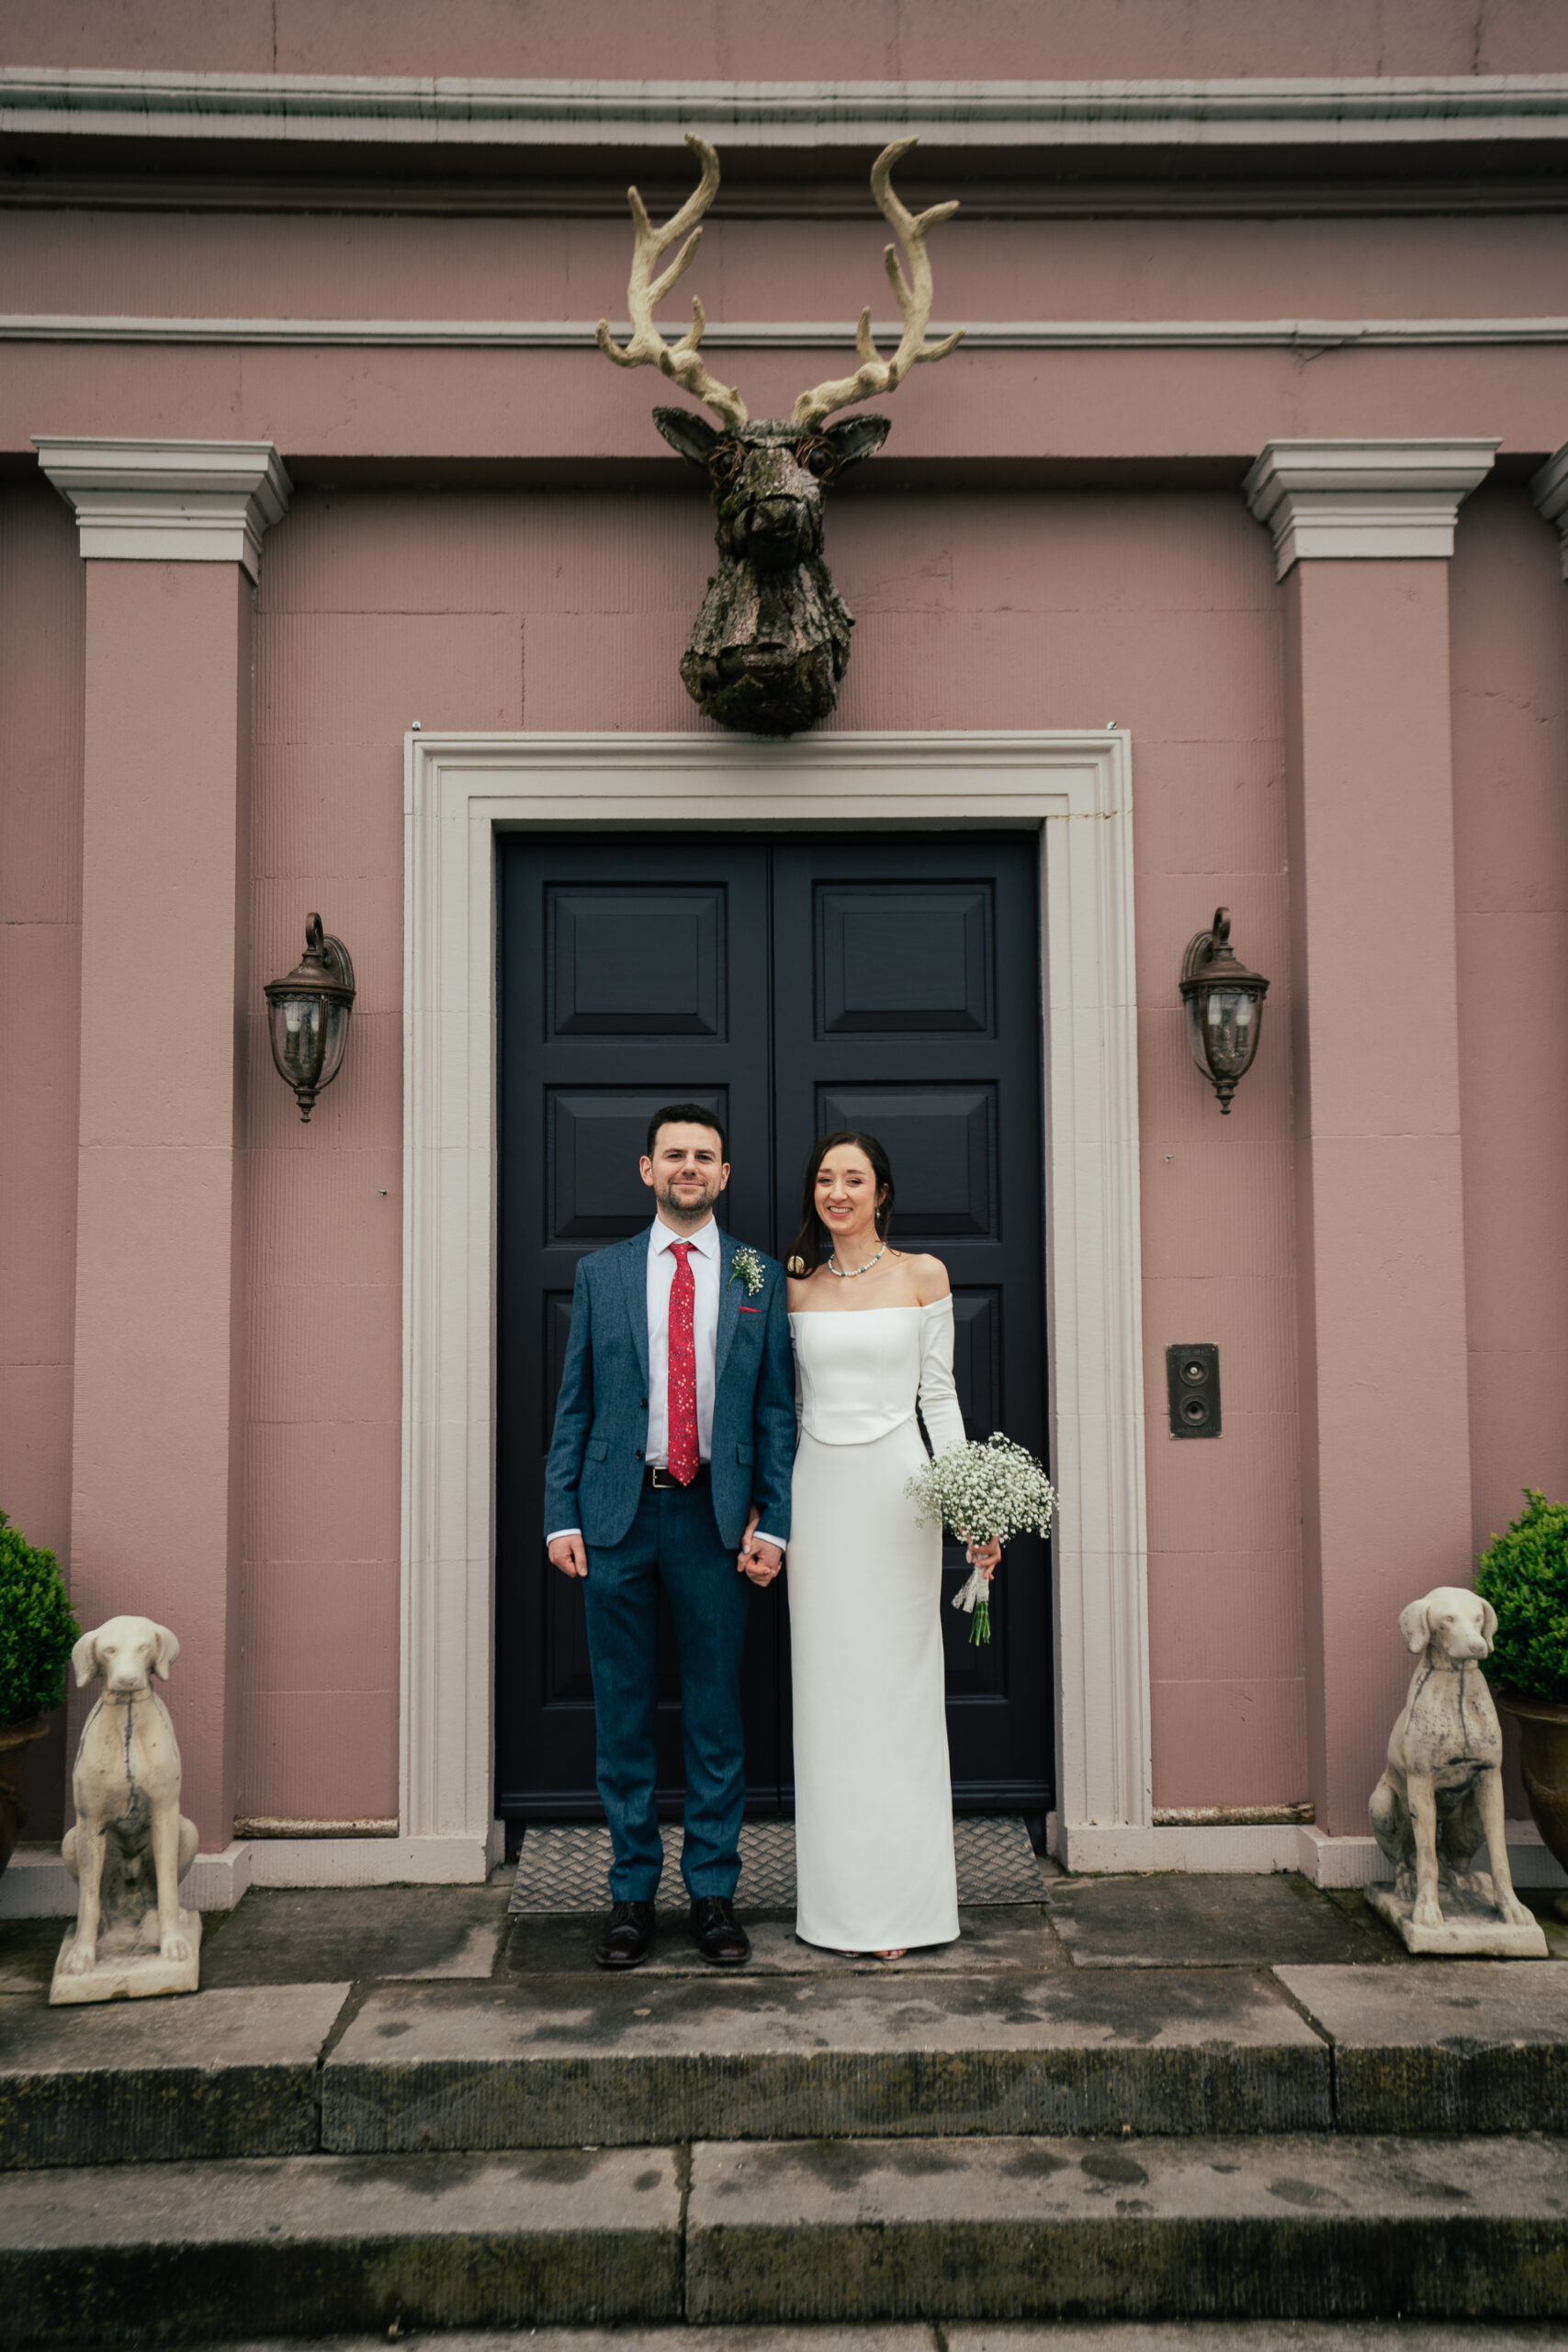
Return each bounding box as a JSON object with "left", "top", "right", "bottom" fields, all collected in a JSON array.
[{"left": 542, "top": 1226, "right": 795, "bottom": 1554}]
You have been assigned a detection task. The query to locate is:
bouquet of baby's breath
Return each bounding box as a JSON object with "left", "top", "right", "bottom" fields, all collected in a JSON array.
[{"left": 905, "top": 1434, "right": 1056, "bottom": 1645}]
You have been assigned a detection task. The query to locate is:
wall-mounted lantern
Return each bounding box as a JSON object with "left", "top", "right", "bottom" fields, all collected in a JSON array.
[
  {"left": 265, "top": 914, "right": 355, "bottom": 1123},
  {"left": 1179, "top": 907, "right": 1269, "bottom": 1115}
]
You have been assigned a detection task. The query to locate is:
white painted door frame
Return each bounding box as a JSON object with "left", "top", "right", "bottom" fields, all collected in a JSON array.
[{"left": 393, "top": 729, "right": 1150, "bottom": 1883}]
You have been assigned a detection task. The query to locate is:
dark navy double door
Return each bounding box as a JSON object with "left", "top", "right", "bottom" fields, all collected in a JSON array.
[{"left": 497, "top": 832, "right": 1051, "bottom": 1821}]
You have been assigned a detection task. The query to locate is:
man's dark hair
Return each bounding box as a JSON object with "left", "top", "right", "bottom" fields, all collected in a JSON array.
[{"left": 646, "top": 1101, "right": 728, "bottom": 1160}]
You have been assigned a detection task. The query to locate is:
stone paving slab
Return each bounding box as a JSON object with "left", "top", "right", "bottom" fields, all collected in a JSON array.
[
  {"left": 199, "top": 1886, "right": 511, "bottom": 1986},
  {"left": 1046, "top": 1875, "right": 1396, "bottom": 1969},
  {"left": 505, "top": 1905, "right": 1063, "bottom": 1977},
  {"left": 0, "top": 1984, "right": 350, "bottom": 2170},
  {"left": 685, "top": 2131, "right": 1568, "bottom": 2323},
  {"left": 1279, "top": 1961, "right": 1568, "bottom": 2132},
  {"left": 0, "top": 2148, "right": 682, "bottom": 2344},
  {"left": 0, "top": 1921, "right": 68, "bottom": 1996},
  {"left": 323, "top": 1968, "right": 1328, "bottom": 2151}
]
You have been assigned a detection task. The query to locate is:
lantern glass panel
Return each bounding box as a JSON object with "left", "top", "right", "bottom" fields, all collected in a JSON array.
[
  {"left": 270, "top": 991, "right": 328, "bottom": 1091},
  {"left": 1202, "top": 984, "right": 1262, "bottom": 1081},
  {"left": 1184, "top": 993, "right": 1207, "bottom": 1076},
  {"left": 317, "top": 996, "right": 351, "bottom": 1092}
]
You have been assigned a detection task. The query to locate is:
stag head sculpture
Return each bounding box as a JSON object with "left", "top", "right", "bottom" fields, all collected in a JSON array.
[{"left": 596, "top": 135, "right": 965, "bottom": 734}]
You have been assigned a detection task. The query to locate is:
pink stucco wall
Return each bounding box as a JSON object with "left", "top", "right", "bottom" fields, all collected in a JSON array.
[
  {"left": 231, "top": 479, "right": 1301, "bottom": 1823},
  {"left": 6, "top": 209, "right": 1568, "bottom": 334},
  {"left": 6, "top": 0, "right": 1566, "bottom": 79},
  {"left": 67, "top": 560, "right": 253, "bottom": 1849},
  {"left": 1451, "top": 485, "right": 1568, "bottom": 1807},
  {"left": 0, "top": 485, "right": 83, "bottom": 1841}
]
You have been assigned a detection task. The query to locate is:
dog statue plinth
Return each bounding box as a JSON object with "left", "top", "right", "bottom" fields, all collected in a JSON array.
[
  {"left": 1367, "top": 1585, "right": 1548, "bottom": 1958},
  {"left": 50, "top": 1615, "right": 202, "bottom": 2005}
]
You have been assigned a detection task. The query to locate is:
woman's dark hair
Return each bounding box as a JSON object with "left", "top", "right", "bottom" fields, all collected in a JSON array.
[{"left": 786, "top": 1129, "right": 895, "bottom": 1274}]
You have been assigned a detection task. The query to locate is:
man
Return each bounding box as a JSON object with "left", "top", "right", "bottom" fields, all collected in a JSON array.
[{"left": 544, "top": 1104, "right": 795, "bottom": 1969}]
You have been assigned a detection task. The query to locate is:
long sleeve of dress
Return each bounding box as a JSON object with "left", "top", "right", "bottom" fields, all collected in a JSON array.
[{"left": 917, "top": 1296, "right": 967, "bottom": 1458}]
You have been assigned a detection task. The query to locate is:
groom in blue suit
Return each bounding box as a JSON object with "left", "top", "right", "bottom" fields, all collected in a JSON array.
[{"left": 545, "top": 1103, "right": 795, "bottom": 1969}]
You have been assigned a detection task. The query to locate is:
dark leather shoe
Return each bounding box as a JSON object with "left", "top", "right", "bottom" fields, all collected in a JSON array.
[
  {"left": 690, "top": 1894, "right": 750, "bottom": 1964},
  {"left": 593, "top": 1900, "right": 656, "bottom": 1969}
]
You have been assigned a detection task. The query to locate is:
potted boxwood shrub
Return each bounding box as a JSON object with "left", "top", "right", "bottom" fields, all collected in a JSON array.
[
  {"left": 1475, "top": 1488, "right": 1568, "bottom": 1894},
  {"left": 0, "top": 1511, "right": 79, "bottom": 1880}
]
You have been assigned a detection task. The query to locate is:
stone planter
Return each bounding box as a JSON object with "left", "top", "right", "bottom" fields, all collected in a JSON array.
[
  {"left": 1496, "top": 1690, "right": 1568, "bottom": 1908},
  {"left": 0, "top": 1715, "right": 51, "bottom": 1880}
]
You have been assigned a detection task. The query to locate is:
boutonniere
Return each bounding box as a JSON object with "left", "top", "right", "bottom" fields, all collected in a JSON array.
[{"left": 727, "top": 1245, "right": 766, "bottom": 1299}]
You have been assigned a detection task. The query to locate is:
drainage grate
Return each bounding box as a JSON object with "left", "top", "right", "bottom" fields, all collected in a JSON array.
[{"left": 508, "top": 1814, "right": 1042, "bottom": 1915}]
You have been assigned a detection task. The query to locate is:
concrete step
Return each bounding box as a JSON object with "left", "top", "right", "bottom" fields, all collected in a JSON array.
[
  {"left": 321, "top": 1968, "right": 1331, "bottom": 2151},
  {"left": 185, "top": 2332, "right": 1568, "bottom": 2352},
  {"left": 683, "top": 2132, "right": 1568, "bottom": 2327},
  {"left": 0, "top": 1984, "right": 349, "bottom": 2171},
  {"left": 3, "top": 2135, "right": 1564, "bottom": 2342},
  {"left": 0, "top": 2148, "right": 682, "bottom": 2345},
  {"left": 6, "top": 1964, "right": 1568, "bottom": 2170}
]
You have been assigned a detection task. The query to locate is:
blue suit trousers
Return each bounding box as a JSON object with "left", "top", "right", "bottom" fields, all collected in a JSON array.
[{"left": 582, "top": 1477, "right": 752, "bottom": 1901}]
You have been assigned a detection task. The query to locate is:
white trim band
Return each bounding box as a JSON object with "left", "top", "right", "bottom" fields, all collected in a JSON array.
[
  {"left": 32, "top": 435, "right": 292, "bottom": 579},
  {"left": 6, "top": 70, "right": 1568, "bottom": 150},
  {"left": 6, "top": 314, "right": 1568, "bottom": 353},
  {"left": 1244, "top": 437, "right": 1500, "bottom": 576}
]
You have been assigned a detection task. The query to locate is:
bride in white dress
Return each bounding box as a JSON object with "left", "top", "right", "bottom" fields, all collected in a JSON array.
[{"left": 784, "top": 1130, "right": 1001, "bottom": 1959}]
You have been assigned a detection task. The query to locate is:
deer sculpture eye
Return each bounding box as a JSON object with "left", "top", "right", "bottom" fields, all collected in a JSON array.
[
  {"left": 709, "top": 443, "right": 742, "bottom": 487},
  {"left": 797, "top": 440, "right": 837, "bottom": 481}
]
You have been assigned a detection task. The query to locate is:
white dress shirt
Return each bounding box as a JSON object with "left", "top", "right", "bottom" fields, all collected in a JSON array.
[{"left": 547, "top": 1213, "right": 785, "bottom": 1551}]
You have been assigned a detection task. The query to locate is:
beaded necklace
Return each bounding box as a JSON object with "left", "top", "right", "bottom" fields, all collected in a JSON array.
[{"left": 827, "top": 1238, "right": 888, "bottom": 1280}]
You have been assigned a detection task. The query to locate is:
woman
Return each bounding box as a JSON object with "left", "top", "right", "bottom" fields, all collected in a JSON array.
[{"left": 784, "top": 1130, "right": 1001, "bottom": 1959}]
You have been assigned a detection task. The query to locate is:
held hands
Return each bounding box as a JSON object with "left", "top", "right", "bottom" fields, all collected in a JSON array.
[
  {"left": 964, "top": 1536, "right": 1003, "bottom": 1581},
  {"left": 739, "top": 1505, "right": 783, "bottom": 1588}
]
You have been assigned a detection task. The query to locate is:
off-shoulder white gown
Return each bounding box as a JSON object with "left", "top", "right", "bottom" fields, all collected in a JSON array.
[{"left": 786, "top": 1300, "right": 965, "bottom": 1951}]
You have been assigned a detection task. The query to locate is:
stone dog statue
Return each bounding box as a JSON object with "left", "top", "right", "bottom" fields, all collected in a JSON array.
[
  {"left": 1369, "top": 1585, "right": 1539, "bottom": 1948},
  {"left": 52, "top": 1615, "right": 200, "bottom": 2001}
]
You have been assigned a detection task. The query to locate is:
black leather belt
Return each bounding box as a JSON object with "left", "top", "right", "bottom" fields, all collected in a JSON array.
[{"left": 646, "top": 1463, "right": 709, "bottom": 1489}]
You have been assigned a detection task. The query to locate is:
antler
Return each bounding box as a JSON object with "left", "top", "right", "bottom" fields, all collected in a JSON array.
[
  {"left": 791, "top": 139, "right": 965, "bottom": 431},
  {"left": 595, "top": 132, "right": 750, "bottom": 433}
]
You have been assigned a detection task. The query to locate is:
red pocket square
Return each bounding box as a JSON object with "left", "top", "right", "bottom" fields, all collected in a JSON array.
[{"left": 739, "top": 1306, "right": 761, "bottom": 1314}]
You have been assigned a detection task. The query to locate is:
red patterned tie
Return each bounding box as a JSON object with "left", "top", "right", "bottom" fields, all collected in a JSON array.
[{"left": 666, "top": 1241, "right": 699, "bottom": 1486}]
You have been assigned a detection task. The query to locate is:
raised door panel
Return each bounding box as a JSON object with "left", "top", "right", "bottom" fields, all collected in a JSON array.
[
  {"left": 818, "top": 886, "right": 992, "bottom": 1035},
  {"left": 551, "top": 887, "right": 726, "bottom": 1038}
]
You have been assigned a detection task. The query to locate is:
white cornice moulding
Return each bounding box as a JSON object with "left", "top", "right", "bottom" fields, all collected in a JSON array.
[
  {"left": 4, "top": 69, "right": 1568, "bottom": 151},
  {"left": 31, "top": 435, "right": 292, "bottom": 579},
  {"left": 1244, "top": 438, "right": 1500, "bottom": 577},
  {"left": 1530, "top": 440, "right": 1568, "bottom": 578},
  {"left": 7, "top": 314, "right": 1568, "bottom": 353}
]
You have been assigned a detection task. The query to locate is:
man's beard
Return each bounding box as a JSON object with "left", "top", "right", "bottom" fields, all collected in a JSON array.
[{"left": 656, "top": 1176, "right": 720, "bottom": 1226}]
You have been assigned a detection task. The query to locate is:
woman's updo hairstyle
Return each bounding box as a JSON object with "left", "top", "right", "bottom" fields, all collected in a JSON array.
[{"left": 786, "top": 1129, "right": 896, "bottom": 1276}]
